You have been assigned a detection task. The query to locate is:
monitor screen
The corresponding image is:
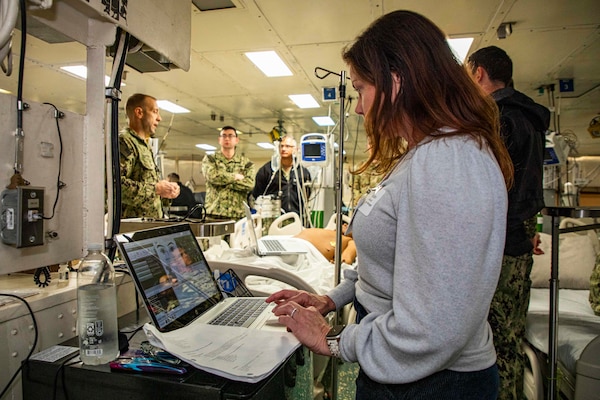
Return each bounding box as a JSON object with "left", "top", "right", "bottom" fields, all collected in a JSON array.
[{"left": 303, "top": 143, "right": 322, "bottom": 157}]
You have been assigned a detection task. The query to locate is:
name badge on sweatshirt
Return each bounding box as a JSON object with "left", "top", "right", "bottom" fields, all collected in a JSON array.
[{"left": 360, "top": 186, "right": 385, "bottom": 216}]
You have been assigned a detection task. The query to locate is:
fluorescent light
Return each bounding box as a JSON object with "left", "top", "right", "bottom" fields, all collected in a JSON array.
[
  {"left": 245, "top": 51, "right": 292, "bottom": 77},
  {"left": 257, "top": 142, "right": 275, "bottom": 149},
  {"left": 196, "top": 144, "right": 216, "bottom": 150},
  {"left": 60, "top": 65, "right": 126, "bottom": 86},
  {"left": 289, "top": 94, "right": 320, "bottom": 109},
  {"left": 157, "top": 100, "right": 190, "bottom": 114},
  {"left": 312, "top": 116, "right": 335, "bottom": 126},
  {"left": 61, "top": 65, "right": 88, "bottom": 79},
  {"left": 448, "top": 37, "right": 474, "bottom": 63},
  {"left": 0, "top": 88, "right": 11, "bottom": 94}
]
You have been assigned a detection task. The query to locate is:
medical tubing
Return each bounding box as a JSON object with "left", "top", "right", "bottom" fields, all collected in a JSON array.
[
  {"left": 261, "top": 169, "right": 278, "bottom": 197},
  {"left": 296, "top": 161, "right": 309, "bottom": 226},
  {"left": 277, "top": 162, "right": 282, "bottom": 201},
  {"left": 295, "top": 167, "right": 303, "bottom": 225},
  {"left": 305, "top": 168, "right": 324, "bottom": 229},
  {"left": 261, "top": 144, "right": 281, "bottom": 198}
]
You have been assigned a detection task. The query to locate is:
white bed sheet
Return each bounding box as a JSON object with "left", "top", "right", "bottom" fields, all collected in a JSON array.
[
  {"left": 203, "top": 236, "right": 353, "bottom": 295},
  {"left": 526, "top": 288, "right": 600, "bottom": 375}
]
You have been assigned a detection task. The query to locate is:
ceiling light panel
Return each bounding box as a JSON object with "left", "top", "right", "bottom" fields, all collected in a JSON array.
[
  {"left": 289, "top": 94, "right": 320, "bottom": 108},
  {"left": 312, "top": 116, "right": 335, "bottom": 126},
  {"left": 61, "top": 65, "right": 88, "bottom": 79},
  {"left": 157, "top": 100, "right": 190, "bottom": 114},
  {"left": 60, "top": 65, "right": 126, "bottom": 86},
  {"left": 245, "top": 51, "right": 293, "bottom": 77}
]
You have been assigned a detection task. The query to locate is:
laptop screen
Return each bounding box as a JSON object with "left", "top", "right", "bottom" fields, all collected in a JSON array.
[{"left": 116, "top": 224, "right": 224, "bottom": 332}]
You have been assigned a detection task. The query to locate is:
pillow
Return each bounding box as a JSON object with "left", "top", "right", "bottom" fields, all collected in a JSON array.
[
  {"left": 590, "top": 253, "right": 600, "bottom": 316},
  {"left": 531, "top": 231, "right": 598, "bottom": 289}
]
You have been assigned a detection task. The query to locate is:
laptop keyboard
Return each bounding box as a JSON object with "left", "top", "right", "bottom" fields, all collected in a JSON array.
[
  {"left": 209, "top": 298, "right": 269, "bottom": 328},
  {"left": 261, "top": 239, "right": 286, "bottom": 252}
]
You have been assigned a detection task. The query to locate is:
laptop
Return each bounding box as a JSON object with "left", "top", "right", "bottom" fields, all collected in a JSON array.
[
  {"left": 115, "top": 223, "right": 276, "bottom": 333},
  {"left": 243, "top": 202, "right": 307, "bottom": 256}
]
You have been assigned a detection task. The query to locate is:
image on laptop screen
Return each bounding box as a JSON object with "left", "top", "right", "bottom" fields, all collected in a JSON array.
[{"left": 117, "top": 224, "right": 224, "bottom": 331}]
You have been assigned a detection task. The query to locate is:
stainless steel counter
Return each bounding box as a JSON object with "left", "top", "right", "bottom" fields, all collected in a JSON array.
[{"left": 119, "top": 218, "right": 235, "bottom": 237}]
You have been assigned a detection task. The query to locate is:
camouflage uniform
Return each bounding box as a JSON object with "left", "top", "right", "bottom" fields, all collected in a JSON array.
[
  {"left": 119, "top": 128, "right": 163, "bottom": 219},
  {"left": 590, "top": 253, "right": 600, "bottom": 316},
  {"left": 201, "top": 151, "right": 255, "bottom": 220},
  {"left": 489, "top": 217, "right": 536, "bottom": 400},
  {"left": 349, "top": 163, "right": 383, "bottom": 208}
]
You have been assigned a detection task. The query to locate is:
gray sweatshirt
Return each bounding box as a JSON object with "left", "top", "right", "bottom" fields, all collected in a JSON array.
[{"left": 327, "top": 135, "right": 507, "bottom": 384}]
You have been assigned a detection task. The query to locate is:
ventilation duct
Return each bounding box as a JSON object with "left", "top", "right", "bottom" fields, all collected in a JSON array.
[
  {"left": 192, "top": 0, "right": 236, "bottom": 12},
  {"left": 108, "top": 35, "right": 178, "bottom": 73}
]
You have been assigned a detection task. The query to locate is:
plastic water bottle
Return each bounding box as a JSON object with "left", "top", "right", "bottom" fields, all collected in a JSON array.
[
  {"left": 77, "top": 243, "right": 119, "bottom": 365},
  {"left": 58, "top": 263, "right": 70, "bottom": 283}
]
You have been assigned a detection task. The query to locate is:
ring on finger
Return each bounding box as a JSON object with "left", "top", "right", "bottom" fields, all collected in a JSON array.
[{"left": 290, "top": 308, "right": 298, "bottom": 319}]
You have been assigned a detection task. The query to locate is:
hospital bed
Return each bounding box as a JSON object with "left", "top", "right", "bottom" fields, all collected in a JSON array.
[
  {"left": 214, "top": 212, "right": 355, "bottom": 296},
  {"left": 208, "top": 259, "right": 317, "bottom": 297},
  {"left": 523, "top": 215, "right": 600, "bottom": 400},
  {"left": 203, "top": 217, "right": 358, "bottom": 400},
  {"left": 524, "top": 289, "right": 600, "bottom": 400}
]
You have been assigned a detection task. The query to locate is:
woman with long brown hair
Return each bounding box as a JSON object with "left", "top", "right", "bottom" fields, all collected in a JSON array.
[{"left": 267, "top": 10, "right": 513, "bottom": 399}]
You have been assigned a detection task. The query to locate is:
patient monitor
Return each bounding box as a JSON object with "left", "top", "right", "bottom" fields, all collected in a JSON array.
[
  {"left": 544, "top": 132, "right": 569, "bottom": 165},
  {"left": 300, "top": 133, "right": 328, "bottom": 166}
]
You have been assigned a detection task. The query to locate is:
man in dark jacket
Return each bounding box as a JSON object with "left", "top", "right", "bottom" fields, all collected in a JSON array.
[
  {"left": 252, "top": 136, "right": 311, "bottom": 226},
  {"left": 167, "top": 172, "right": 200, "bottom": 218},
  {"left": 468, "top": 46, "right": 551, "bottom": 400}
]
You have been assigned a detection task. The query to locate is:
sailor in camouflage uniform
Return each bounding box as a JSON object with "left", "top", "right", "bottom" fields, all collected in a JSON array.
[
  {"left": 119, "top": 93, "right": 179, "bottom": 219},
  {"left": 349, "top": 137, "right": 400, "bottom": 210},
  {"left": 201, "top": 126, "right": 255, "bottom": 220},
  {"left": 349, "top": 163, "right": 382, "bottom": 209},
  {"left": 468, "top": 47, "right": 550, "bottom": 400}
]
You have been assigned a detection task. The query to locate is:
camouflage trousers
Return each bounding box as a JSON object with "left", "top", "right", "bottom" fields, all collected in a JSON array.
[{"left": 488, "top": 252, "right": 533, "bottom": 400}]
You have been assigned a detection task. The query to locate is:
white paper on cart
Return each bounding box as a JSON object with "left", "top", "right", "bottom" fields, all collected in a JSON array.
[{"left": 143, "top": 322, "right": 300, "bottom": 383}]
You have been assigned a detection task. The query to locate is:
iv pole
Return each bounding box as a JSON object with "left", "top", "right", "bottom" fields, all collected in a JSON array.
[{"left": 314, "top": 66, "right": 347, "bottom": 400}]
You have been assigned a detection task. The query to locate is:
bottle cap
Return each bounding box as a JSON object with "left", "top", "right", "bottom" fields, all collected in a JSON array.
[{"left": 87, "top": 243, "right": 103, "bottom": 251}]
